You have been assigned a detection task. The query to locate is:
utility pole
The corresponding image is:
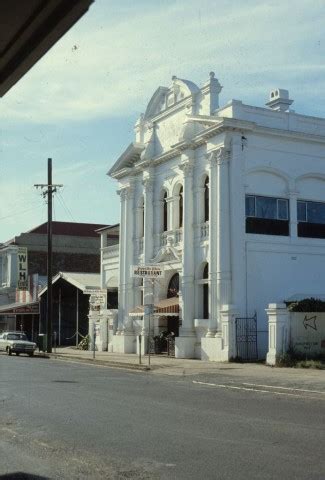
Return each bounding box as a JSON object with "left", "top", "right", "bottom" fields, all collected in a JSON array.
[{"left": 35, "top": 158, "right": 63, "bottom": 353}]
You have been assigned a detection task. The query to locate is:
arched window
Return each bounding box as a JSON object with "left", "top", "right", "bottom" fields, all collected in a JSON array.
[
  {"left": 179, "top": 186, "right": 183, "bottom": 228},
  {"left": 204, "top": 177, "right": 209, "bottom": 222},
  {"left": 202, "top": 263, "right": 209, "bottom": 319},
  {"left": 167, "top": 273, "right": 179, "bottom": 298},
  {"left": 163, "top": 191, "right": 168, "bottom": 232}
]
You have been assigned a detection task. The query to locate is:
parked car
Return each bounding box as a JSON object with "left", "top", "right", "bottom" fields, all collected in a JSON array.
[{"left": 0, "top": 331, "right": 37, "bottom": 356}]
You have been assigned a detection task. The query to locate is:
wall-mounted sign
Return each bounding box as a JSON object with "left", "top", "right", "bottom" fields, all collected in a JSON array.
[
  {"left": 90, "top": 293, "right": 106, "bottom": 306},
  {"left": 0, "top": 303, "right": 39, "bottom": 315},
  {"left": 17, "top": 247, "right": 28, "bottom": 290},
  {"left": 130, "top": 265, "right": 164, "bottom": 278}
]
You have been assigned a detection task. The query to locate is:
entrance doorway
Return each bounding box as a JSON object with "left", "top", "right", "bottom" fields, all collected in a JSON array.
[{"left": 167, "top": 273, "right": 179, "bottom": 336}]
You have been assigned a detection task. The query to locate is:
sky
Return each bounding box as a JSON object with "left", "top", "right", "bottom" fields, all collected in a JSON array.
[{"left": 1, "top": 0, "right": 325, "bottom": 241}]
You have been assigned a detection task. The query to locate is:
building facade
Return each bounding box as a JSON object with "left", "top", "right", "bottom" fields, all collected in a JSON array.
[
  {"left": 107, "top": 73, "right": 325, "bottom": 361},
  {"left": 0, "top": 221, "right": 106, "bottom": 333}
]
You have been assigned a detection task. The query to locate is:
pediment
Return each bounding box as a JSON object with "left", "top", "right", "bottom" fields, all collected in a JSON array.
[
  {"left": 144, "top": 77, "right": 200, "bottom": 120},
  {"left": 108, "top": 142, "right": 144, "bottom": 177}
]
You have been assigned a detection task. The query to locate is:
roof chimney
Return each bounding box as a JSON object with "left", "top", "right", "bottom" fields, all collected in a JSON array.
[{"left": 266, "top": 88, "right": 293, "bottom": 112}]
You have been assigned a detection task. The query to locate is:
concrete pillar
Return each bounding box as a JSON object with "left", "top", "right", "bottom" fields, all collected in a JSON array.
[
  {"left": 117, "top": 188, "right": 127, "bottom": 333},
  {"left": 201, "top": 145, "right": 232, "bottom": 361},
  {"left": 179, "top": 156, "right": 195, "bottom": 335},
  {"left": 216, "top": 146, "right": 231, "bottom": 330},
  {"left": 176, "top": 153, "right": 196, "bottom": 358},
  {"left": 220, "top": 305, "right": 238, "bottom": 360},
  {"left": 123, "top": 183, "right": 135, "bottom": 334},
  {"left": 266, "top": 303, "right": 290, "bottom": 365},
  {"left": 289, "top": 190, "right": 298, "bottom": 238},
  {"left": 142, "top": 177, "right": 154, "bottom": 337},
  {"left": 206, "top": 150, "right": 218, "bottom": 336}
]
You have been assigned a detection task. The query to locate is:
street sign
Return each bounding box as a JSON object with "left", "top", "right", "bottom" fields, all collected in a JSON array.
[
  {"left": 130, "top": 265, "right": 164, "bottom": 278},
  {"left": 17, "top": 247, "right": 28, "bottom": 290}
]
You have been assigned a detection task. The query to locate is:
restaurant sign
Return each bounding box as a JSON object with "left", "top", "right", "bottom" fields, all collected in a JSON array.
[{"left": 130, "top": 265, "right": 164, "bottom": 278}]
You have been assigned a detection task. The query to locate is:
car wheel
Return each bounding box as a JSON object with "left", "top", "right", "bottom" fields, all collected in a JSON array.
[
  {"left": 16, "top": 352, "right": 20, "bottom": 356},
  {"left": 28, "top": 352, "right": 34, "bottom": 357},
  {"left": 7, "top": 348, "right": 12, "bottom": 356}
]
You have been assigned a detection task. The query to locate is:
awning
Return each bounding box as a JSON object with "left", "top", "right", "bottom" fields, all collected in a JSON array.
[
  {"left": 129, "top": 297, "right": 179, "bottom": 318},
  {"left": 0, "top": 301, "right": 39, "bottom": 315},
  {"left": 154, "top": 297, "right": 179, "bottom": 316},
  {"left": 129, "top": 306, "right": 145, "bottom": 317}
]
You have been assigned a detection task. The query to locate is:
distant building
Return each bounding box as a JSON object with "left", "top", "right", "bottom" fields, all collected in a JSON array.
[
  {"left": 105, "top": 73, "right": 325, "bottom": 361},
  {"left": 0, "top": 221, "right": 106, "bottom": 335}
]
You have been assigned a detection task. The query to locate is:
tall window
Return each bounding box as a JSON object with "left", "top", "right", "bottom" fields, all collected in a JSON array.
[
  {"left": 202, "top": 263, "right": 209, "bottom": 319},
  {"left": 245, "top": 195, "right": 289, "bottom": 236},
  {"left": 163, "top": 191, "right": 168, "bottom": 232},
  {"left": 204, "top": 177, "right": 209, "bottom": 222},
  {"left": 298, "top": 200, "right": 325, "bottom": 238},
  {"left": 179, "top": 186, "right": 183, "bottom": 228}
]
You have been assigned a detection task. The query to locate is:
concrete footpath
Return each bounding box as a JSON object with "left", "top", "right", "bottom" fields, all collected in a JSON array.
[{"left": 43, "top": 347, "right": 325, "bottom": 393}]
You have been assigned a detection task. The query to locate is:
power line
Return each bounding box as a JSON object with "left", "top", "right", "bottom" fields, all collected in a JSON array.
[
  {"left": 57, "top": 190, "right": 76, "bottom": 222},
  {"left": 0, "top": 201, "right": 43, "bottom": 221}
]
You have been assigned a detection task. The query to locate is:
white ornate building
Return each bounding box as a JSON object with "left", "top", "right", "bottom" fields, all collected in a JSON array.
[{"left": 105, "top": 73, "right": 325, "bottom": 361}]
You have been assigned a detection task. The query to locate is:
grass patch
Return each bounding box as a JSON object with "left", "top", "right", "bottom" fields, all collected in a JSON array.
[{"left": 276, "top": 351, "right": 325, "bottom": 369}]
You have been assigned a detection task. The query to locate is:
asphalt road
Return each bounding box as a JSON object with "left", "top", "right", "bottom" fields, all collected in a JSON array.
[{"left": 0, "top": 355, "right": 325, "bottom": 480}]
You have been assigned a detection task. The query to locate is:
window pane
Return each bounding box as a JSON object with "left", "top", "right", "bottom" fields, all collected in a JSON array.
[
  {"left": 245, "top": 196, "right": 255, "bottom": 216},
  {"left": 256, "top": 197, "right": 277, "bottom": 219},
  {"left": 277, "top": 199, "right": 288, "bottom": 220},
  {"left": 297, "top": 201, "right": 306, "bottom": 222},
  {"left": 307, "top": 202, "right": 325, "bottom": 224}
]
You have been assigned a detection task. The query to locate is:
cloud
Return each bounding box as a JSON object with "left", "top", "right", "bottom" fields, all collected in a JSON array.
[{"left": 1, "top": 0, "right": 325, "bottom": 123}]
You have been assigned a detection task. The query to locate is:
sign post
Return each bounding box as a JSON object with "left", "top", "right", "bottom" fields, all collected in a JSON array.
[
  {"left": 130, "top": 265, "right": 164, "bottom": 368},
  {"left": 93, "top": 321, "right": 96, "bottom": 360}
]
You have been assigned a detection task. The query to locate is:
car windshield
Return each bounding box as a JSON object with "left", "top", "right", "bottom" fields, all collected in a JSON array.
[{"left": 7, "top": 333, "right": 27, "bottom": 340}]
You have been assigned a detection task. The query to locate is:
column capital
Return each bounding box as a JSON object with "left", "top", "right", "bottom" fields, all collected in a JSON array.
[
  {"left": 288, "top": 190, "right": 299, "bottom": 197},
  {"left": 179, "top": 161, "right": 194, "bottom": 178},
  {"left": 117, "top": 184, "right": 134, "bottom": 200},
  {"left": 206, "top": 146, "right": 230, "bottom": 166},
  {"left": 142, "top": 177, "right": 154, "bottom": 193}
]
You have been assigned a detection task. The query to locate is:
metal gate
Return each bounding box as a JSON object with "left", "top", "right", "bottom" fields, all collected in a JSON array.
[
  {"left": 235, "top": 313, "right": 258, "bottom": 361},
  {"left": 148, "top": 335, "right": 175, "bottom": 357}
]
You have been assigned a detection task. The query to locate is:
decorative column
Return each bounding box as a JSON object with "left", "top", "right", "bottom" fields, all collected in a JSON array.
[
  {"left": 123, "top": 183, "right": 135, "bottom": 334},
  {"left": 289, "top": 189, "right": 298, "bottom": 238},
  {"left": 201, "top": 145, "right": 231, "bottom": 361},
  {"left": 180, "top": 157, "right": 195, "bottom": 334},
  {"left": 117, "top": 187, "right": 127, "bottom": 333},
  {"left": 142, "top": 177, "right": 154, "bottom": 339},
  {"left": 216, "top": 146, "right": 232, "bottom": 331},
  {"left": 206, "top": 150, "right": 218, "bottom": 336},
  {"left": 194, "top": 186, "right": 205, "bottom": 242},
  {"left": 175, "top": 152, "right": 196, "bottom": 358},
  {"left": 166, "top": 196, "right": 174, "bottom": 232}
]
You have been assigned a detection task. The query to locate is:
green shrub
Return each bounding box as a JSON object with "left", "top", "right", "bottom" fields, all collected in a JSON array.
[{"left": 287, "top": 297, "right": 325, "bottom": 312}]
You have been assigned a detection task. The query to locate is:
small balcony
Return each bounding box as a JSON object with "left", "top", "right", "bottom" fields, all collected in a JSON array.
[
  {"left": 159, "top": 229, "right": 183, "bottom": 247},
  {"left": 200, "top": 222, "right": 209, "bottom": 240}
]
